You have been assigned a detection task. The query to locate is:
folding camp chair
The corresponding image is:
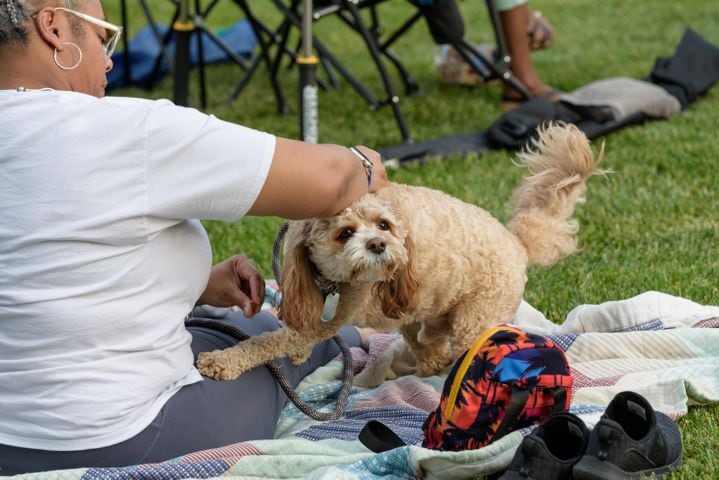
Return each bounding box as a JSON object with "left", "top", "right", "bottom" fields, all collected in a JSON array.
[
  {"left": 226, "top": 0, "right": 340, "bottom": 114},
  {"left": 412, "top": 0, "right": 531, "bottom": 98},
  {"left": 312, "top": 0, "right": 531, "bottom": 100},
  {"left": 248, "top": 0, "right": 414, "bottom": 142},
  {"left": 118, "top": 0, "right": 287, "bottom": 110},
  {"left": 247, "top": 0, "right": 530, "bottom": 143},
  {"left": 118, "top": 0, "right": 175, "bottom": 89}
]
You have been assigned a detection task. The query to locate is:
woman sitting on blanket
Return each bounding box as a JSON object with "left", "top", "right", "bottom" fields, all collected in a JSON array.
[{"left": 0, "top": 0, "right": 387, "bottom": 474}]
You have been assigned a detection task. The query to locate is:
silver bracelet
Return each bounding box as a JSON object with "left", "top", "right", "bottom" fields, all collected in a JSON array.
[{"left": 349, "top": 146, "right": 374, "bottom": 190}]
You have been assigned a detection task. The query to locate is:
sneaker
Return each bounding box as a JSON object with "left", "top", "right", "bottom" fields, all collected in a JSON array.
[
  {"left": 499, "top": 412, "right": 589, "bottom": 480},
  {"left": 573, "top": 391, "right": 683, "bottom": 480}
]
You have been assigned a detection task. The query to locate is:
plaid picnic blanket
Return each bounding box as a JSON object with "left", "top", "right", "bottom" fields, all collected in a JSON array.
[{"left": 11, "top": 291, "right": 719, "bottom": 479}]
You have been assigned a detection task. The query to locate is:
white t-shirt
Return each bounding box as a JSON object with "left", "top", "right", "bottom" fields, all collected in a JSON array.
[{"left": 0, "top": 89, "right": 275, "bottom": 451}]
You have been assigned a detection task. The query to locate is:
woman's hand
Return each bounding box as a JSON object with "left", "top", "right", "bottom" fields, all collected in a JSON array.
[{"left": 197, "top": 254, "right": 265, "bottom": 317}]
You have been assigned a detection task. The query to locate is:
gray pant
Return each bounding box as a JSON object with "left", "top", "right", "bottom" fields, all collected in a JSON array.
[{"left": 0, "top": 311, "right": 360, "bottom": 475}]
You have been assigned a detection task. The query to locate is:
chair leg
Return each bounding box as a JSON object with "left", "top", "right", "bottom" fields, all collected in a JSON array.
[
  {"left": 146, "top": 11, "right": 178, "bottom": 91},
  {"left": 337, "top": 7, "right": 421, "bottom": 97},
  {"left": 373, "top": 8, "right": 423, "bottom": 96},
  {"left": 120, "top": 0, "right": 132, "bottom": 87},
  {"left": 483, "top": 0, "right": 530, "bottom": 99},
  {"left": 380, "top": 48, "right": 420, "bottom": 96},
  {"left": 194, "top": 0, "right": 208, "bottom": 109},
  {"left": 284, "top": 35, "right": 338, "bottom": 91},
  {"left": 140, "top": 0, "right": 177, "bottom": 90},
  {"left": 228, "top": 0, "right": 290, "bottom": 113},
  {"left": 173, "top": 0, "right": 192, "bottom": 106},
  {"left": 485, "top": 0, "right": 510, "bottom": 62},
  {"left": 454, "top": 39, "right": 530, "bottom": 99},
  {"left": 341, "top": 0, "right": 412, "bottom": 143},
  {"left": 318, "top": 52, "right": 341, "bottom": 89},
  {"left": 270, "top": 0, "right": 381, "bottom": 108}
]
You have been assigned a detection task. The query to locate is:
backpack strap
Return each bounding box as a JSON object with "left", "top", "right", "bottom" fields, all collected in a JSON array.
[
  {"left": 186, "top": 318, "right": 354, "bottom": 421},
  {"left": 492, "top": 386, "right": 530, "bottom": 442},
  {"left": 492, "top": 386, "right": 569, "bottom": 443},
  {"left": 550, "top": 386, "right": 568, "bottom": 414},
  {"left": 359, "top": 420, "right": 407, "bottom": 453}
]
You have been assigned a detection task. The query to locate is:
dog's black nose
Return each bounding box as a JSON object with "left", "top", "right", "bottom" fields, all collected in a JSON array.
[{"left": 366, "top": 237, "right": 386, "bottom": 254}]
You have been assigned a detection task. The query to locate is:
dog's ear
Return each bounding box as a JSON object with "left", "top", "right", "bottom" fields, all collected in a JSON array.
[
  {"left": 278, "top": 221, "right": 323, "bottom": 330},
  {"left": 376, "top": 233, "right": 420, "bottom": 319}
]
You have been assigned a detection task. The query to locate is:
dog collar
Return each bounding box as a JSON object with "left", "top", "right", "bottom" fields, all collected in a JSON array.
[{"left": 320, "top": 283, "right": 340, "bottom": 322}]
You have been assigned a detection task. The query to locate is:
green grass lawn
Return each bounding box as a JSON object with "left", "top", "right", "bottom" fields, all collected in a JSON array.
[{"left": 107, "top": 1, "right": 719, "bottom": 477}]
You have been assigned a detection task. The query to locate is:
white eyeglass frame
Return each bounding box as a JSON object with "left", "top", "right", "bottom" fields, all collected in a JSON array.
[{"left": 53, "top": 7, "right": 123, "bottom": 59}]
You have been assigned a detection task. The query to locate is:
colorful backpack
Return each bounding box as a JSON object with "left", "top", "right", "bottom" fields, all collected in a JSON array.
[{"left": 422, "top": 325, "right": 573, "bottom": 451}]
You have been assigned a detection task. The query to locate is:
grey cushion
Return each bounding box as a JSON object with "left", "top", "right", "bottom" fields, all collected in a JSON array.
[{"left": 560, "top": 77, "right": 681, "bottom": 122}]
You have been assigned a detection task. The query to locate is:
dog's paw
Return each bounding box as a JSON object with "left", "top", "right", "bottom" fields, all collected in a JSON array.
[
  {"left": 196, "top": 351, "right": 242, "bottom": 381},
  {"left": 417, "top": 355, "right": 453, "bottom": 377}
]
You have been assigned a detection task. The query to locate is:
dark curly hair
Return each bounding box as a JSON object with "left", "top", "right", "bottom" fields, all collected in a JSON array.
[{"left": 1, "top": 0, "right": 81, "bottom": 46}]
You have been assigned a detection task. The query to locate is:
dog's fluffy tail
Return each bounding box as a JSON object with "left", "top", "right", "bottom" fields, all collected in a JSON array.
[{"left": 507, "top": 123, "right": 604, "bottom": 267}]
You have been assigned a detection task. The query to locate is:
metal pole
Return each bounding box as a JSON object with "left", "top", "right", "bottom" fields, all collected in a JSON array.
[
  {"left": 120, "top": 0, "right": 131, "bottom": 87},
  {"left": 298, "top": 0, "right": 318, "bottom": 143},
  {"left": 173, "top": 0, "right": 193, "bottom": 106}
]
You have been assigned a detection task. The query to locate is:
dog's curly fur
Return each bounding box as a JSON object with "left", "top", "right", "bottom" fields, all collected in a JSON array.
[{"left": 197, "top": 124, "right": 604, "bottom": 380}]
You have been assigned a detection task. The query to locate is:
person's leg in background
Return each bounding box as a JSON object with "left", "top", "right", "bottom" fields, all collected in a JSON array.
[{"left": 496, "top": 0, "right": 560, "bottom": 105}]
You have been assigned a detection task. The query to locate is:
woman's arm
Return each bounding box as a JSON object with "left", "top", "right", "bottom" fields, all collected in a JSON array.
[{"left": 247, "top": 138, "right": 388, "bottom": 219}]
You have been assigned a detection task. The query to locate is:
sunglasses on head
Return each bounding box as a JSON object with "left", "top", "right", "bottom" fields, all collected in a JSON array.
[{"left": 53, "top": 7, "right": 123, "bottom": 59}]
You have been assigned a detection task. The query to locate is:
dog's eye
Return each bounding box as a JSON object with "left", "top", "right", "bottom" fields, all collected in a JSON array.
[
  {"left": 378, "top": 221, "right": 390, "bottom": 231},
  {"left": 337, "top": 228, "right": 354, "bottom": 241}
]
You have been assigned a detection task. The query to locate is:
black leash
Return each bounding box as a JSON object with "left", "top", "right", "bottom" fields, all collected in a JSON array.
[
  {"left": 271, "top": 221, "right": 290, "bottom": 284},
  {"left": 187, "top": 318, "right": 354, "bottom": 421},
  {"left": 190, "top": 221, "right": 355, "bottom": 421}
]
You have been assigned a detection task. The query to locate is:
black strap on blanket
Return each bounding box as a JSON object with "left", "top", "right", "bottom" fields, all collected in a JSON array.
[
  {"left": 359, "top": 420, "right": 407, "bottom": 453},
  {"left": 359, "top": 387, "right": 568, "bottom": 453},
  {"left": 186, "top": 318, "right": 354, "bottom": 422}
]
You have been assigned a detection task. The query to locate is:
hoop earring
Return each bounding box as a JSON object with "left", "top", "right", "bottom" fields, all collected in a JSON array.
[{"left": 53, "top": 42, "right": 83, "bottom": 71}]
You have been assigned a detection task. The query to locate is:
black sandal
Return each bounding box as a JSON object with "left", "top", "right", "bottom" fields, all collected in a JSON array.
[{"left": 500, "top": 87, "right": 563, "bottom": 111}]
